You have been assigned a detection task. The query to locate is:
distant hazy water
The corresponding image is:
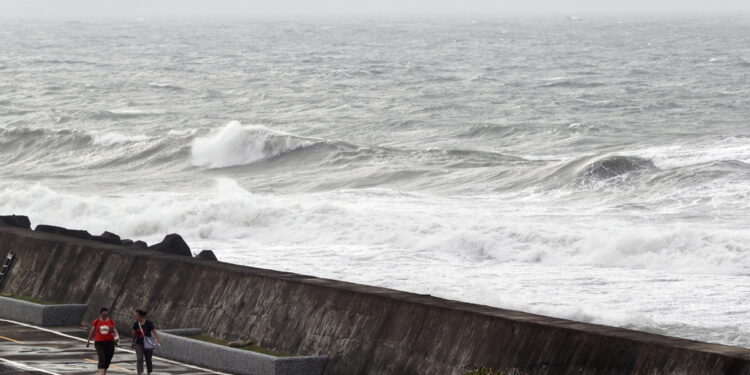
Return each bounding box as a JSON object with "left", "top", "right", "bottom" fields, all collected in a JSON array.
[{"left": 1, "top": 15, "right": 749, "bottom": 346}]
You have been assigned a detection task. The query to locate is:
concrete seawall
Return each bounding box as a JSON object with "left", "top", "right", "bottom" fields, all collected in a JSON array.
[{"left": 1, "top": 226, "right": 750, "bottom": 375}]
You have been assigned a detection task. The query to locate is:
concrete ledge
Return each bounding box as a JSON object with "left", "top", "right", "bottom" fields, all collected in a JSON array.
[
  {"left": 161, "top": 328, "right": 202, "bottom": 336},
  {"left": 156, "top": 330, "right": 327, "bottom": 375},
  {"left": 0, "top": 296, "right": 87, "bottom": 326}
]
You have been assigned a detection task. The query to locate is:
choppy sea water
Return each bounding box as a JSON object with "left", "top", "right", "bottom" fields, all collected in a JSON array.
[{"left": 1, "top": 15, "right": 749, "bottom": 346}]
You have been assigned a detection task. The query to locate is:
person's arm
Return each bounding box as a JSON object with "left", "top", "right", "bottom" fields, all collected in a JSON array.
[
  {"left": 86, "top": 322, "right": 96, "bottom": 347},
  {"left": 131, "top": 328, "right": 137, "bottom": 348},
  {"left": 153, "top": 329, "right": 162, "bottom": 346}
]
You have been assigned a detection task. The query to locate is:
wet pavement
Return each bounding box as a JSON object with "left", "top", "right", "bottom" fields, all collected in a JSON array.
[
  {"left": 0, "top": 363, "right": 35, "bottom": 375},
  {"left": 0, "top": 320, "right": 229, "bottom": 375}
]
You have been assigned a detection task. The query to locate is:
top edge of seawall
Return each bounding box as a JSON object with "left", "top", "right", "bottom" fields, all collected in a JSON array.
[{"left": 2, "top": 225, "right": 750, "bottom": 360}]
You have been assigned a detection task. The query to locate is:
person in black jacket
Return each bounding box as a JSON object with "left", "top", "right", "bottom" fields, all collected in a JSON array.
[{"left": 131, "top": 309, "right": 161, "bottom": 375}]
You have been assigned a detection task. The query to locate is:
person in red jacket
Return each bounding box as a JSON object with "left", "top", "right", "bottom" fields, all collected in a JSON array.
[{"left": 86, "top": 307, "right": 119, "bottom": 375}]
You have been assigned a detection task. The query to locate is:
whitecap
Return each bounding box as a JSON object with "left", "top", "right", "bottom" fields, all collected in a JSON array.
[
  {"left": 190, "top": 121, "right": 312, "bottom": 169},
  {"left": 90, "top": 131, "right": 151, "bottom": 147},
  {"left": 107, "top": 108, "right": 166, "bottom": 116}
]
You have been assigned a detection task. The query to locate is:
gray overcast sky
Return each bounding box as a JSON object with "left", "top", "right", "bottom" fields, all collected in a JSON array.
[{"left": 5, "top": 0, "right": 750, "bottom": 18}]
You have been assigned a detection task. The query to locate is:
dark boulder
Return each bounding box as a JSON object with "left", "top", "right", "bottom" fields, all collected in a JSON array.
[
  {"left": 34, "top": 225, "right": 92, "bottom": 240},
  {"left": 101, "top": 231, "right": 121, "bottom": 241},
  {"left": 121, "top": 239, "right": 134, "bottom": 246},
  {"left": 196, "top": 250, "right": 218, "bottom": 261},
  {"left": 0, "top": 215, "right": 31, "bottom": 229},
  {"left": 91, "top": 231, "right": 122, "bottom": 245},
  {"left": 148, "top": 234, "right": 191, "bottom": 257},
  {"left": 132, "top": 240, "right": 148, "bottom": 249}
]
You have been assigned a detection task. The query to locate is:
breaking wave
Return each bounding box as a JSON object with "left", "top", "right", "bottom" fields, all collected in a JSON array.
[
  {"left": 529, "top": 154, "right": 658, "bottom": 191},
  {"left": 574, "top": 155, "right": 656, "bottom": 181},
  {"left": 91, "top": 132, "right": 152, "bottom": 146},
  {"left": 0, "top": 126, "right": 154, "bottom": 148},
  {"left": 3, "top": 123, "right": 747, "bottom": 199},
  {"left": 190, "top": 121, "right": 315, "bottom": 168},
  {"left": 188, "top": 122, "right": 529, "bottom": 171}
]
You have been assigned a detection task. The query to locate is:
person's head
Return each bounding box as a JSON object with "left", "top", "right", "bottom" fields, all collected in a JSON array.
[
  {"left": 134, "top": 309, "right": 147, "bottom": 320},
  {"left": 100, "top": 307, "right": 109, "bottom": 319}
]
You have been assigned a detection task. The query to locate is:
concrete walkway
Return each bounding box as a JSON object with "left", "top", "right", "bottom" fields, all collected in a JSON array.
[{"left": 0, "top": 319, "right": 230, "bottom": 375}]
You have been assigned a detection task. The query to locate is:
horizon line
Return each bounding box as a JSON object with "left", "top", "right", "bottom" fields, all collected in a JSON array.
[{"left": 2, "top": 9, "right": 750, "bottom": 20}]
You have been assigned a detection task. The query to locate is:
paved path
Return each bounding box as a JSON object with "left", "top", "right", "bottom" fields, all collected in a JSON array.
[{"left": 0, "top": 319, "right": 230, "bottom": 375}]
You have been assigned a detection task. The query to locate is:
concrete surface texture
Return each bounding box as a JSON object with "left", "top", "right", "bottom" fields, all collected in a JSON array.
[
  {"left": 2, "top": 226, "right": 750, "bottom": 375},
  {"left": 0, "top": 319, "right": 227, "bottom": 374},
  {"left": 156, "top": 331, "right": 326, "bottom": 375},
  {"left": 0, "top": 364, "right": 36, "bottom": 375},
  {"left": 0, "top": 296, "right": 86, "bottom": 327}
]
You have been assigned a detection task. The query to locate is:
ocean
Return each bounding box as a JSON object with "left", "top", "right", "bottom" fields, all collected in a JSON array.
[{"left": 1, "top": 15, "right": 749, "bottom": 347}]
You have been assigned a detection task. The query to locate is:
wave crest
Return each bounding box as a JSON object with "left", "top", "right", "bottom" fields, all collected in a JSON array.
[
  {"left": 190, "top": 121, "right": 313, "bottom": 169},
  {"left": 0, "top": 126, "right": 153, "bottom": 148}
]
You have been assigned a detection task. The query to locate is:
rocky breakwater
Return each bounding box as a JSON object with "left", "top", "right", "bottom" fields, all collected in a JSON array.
[{"left": 0, "top": 214, "right": 218, "bottom": 261}]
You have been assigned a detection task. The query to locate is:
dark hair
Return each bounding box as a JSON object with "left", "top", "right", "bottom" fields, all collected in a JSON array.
[
  {"left": 136, "top": 309, "right": 148, "bottom": 317},
  {"left": 100, "top": 307, "right": 109, "bottom": 313}
]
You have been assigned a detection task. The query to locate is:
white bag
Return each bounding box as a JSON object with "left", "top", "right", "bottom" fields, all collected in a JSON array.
[{"left": 137, "top": 321, "right": 157, "bottom": 350}]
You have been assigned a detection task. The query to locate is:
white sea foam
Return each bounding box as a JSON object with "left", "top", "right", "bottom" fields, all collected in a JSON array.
[
  {"left": 625, "top": 136, "right": 750, "bottom": 169},
  {"left": 1, "top": 179, "right": 747, "bottom": 275},
  {"left": 191, "top": 121, "right": 312, "bottom": 168},
  {"left": 167, "top": 128, "right": 197, "bottom": 137},
  {"left": 2, "top": 176, "right": 750, "bottom": 346},
  {"left": 107, "top": 108, "right": 166, "bottom": 115}
]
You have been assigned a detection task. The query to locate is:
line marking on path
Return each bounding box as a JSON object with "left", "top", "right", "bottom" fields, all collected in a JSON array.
[
  {"left": 0, "top": 335, "right": 24, "bottom": 344},
  {"left": 0, "top": 357, "right": 63, "bottom": 375},
  {"left": 0, "top": 319, "right": 231, "bottom": 375},
  {"left": 84, "top": 358, "right": 134, "bottom": 373}
]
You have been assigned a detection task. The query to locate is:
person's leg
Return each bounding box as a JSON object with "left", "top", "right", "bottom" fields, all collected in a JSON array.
[
  {"left": 135, "top": 344, "right": 144, "bottom": 374},
  {"left": 103, "top": 341, "right": 115, "bottom": 373},
  {"left": 94, "top": 342, "right": 106, "bottom": 375},
  {"left": 144, "top": 349, "right": 153, "bottom": 374}
]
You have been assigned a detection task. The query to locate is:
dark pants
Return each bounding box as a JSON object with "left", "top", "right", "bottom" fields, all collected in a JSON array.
[
  {"left": 135, "top": 343, "right": 153, "bottom": 374},
  {"left": 94, "top": 341, "right": 115, "bottom": 369}
]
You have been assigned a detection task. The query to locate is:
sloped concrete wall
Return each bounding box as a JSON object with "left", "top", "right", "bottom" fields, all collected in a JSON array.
[
  {"left": 0, "top": 296, "right": 87, "bottom": 326},
  {"left": 155, "top": 331, "right": 327, "bottom": 375},
  {"left": 1, "top": 226, "right": 750, "bottom": 375}
]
